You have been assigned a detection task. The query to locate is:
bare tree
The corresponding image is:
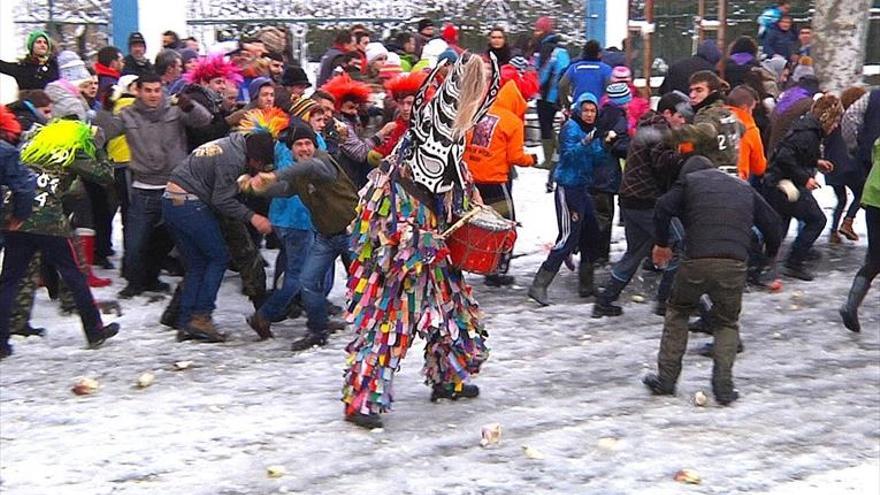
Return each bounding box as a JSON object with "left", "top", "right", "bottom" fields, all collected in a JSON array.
[{"left": 811, "top": 0, "right": 871, "bottom": 94}]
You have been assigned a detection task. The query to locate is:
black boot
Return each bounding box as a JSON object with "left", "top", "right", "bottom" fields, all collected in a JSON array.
[
  {"left": 642, "top": 373, "right": 676, "bottom": 395},
  {"left": 592, "top": 278, "right": 626, "bottom": 318},
  {"left": 714, "top": 389, "right": 740, "bottom": 406},
  {"left": 10, "top": 324, "right": 46, "bottom": 337},
  {"left": 246, "top": 312, "right": 274, "bottom": 340},
  {"left": 578, "top": 260, "right": 595, "bottom": 298},
  {"left": 783, "top": 252, "right": 815, "bottom": 281},
  {"left": 87, "top": 323, "right": 120, "bottom": 349},
  {"left": 696, "top": 340, "right": 745, "bottom": 357},
  {"left": 528, "top": 268, "right": 557, "bottom": 306},
  {"left": 160, "top": 285, "right": 183, "bottom": 329},
  {"left": 290, "top": 331, "right": 328, "bottom": 352},
  {"left": 430, "top": 383, "right": 480, "bottom": 402},
  {"left": 839, "top": 274, "right": 870, "bottom": 333},
  {"left": 345, "top": 411, "right": 383, "bottom": 429},
  {"left": 485, "top": 274, "right": 515, "bottom": 287}
]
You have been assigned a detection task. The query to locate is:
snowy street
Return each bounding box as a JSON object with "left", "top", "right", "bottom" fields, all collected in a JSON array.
[{"left": 1, "top": 167, "right": 878, "bottom": 494}]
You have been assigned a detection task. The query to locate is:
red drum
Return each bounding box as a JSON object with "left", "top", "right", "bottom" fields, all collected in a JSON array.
[{"left": 446, "top": 208, "right": 517, "bottom": 275}]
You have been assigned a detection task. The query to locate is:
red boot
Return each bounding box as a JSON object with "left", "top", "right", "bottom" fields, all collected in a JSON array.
[{"left": 75, "top": 228, "right": 112, "bottom": 288}]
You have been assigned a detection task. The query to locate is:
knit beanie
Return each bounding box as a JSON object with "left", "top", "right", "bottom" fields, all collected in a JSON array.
[
  {"left": 365, "top": 42, "right": 389, "bottom": 64},
  {"left": 438, "top": 49, "right": 459, "bottom": 65},
  {"left": 128, "top": 32, "right": 147, "bottom": 48},
  {"left": 26, "top": 30, "right": 51, "bottom": 55},
  {"left": 535, "top": 16, "right": 555, "bottom": 33},
  {"left": 290, "top": 97, "right": 318, "bottom": 120},
  {"left": 245, "top": 132, "right": 276, "bottom": 163},
  {"left": 289, "top": 124, "right": 317, "bottom": 146},
  {"left": 811, "top": 93, "right": 844, "bottom": 135},
  {"left": 509, "top": 56, "right": 529, "bottom": 74},
  {"left": 179, "top": 48, "right": 199, "bottom": 67},
  {"left": 57, "top": 51, "right": 91, "bottom": 86},
  {"left": 606, "top": 82, "right": 632, "bottom": 106},
  {"left": 610, "top": 65, "right": 632, "bottom": 84},
  {"left": 442, "top": 23, "right": 459, "bottom": 45},
  {"left": 417, "top": 19, "right": 434, "bottom": 33}
]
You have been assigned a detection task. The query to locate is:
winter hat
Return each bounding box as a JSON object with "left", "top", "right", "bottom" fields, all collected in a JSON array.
[
  {"left": 811, "top": 93, "right": 844, "bottom": 134},
  {"left": 365, "top": 42, "right": 389, "bottom": 64},
  {"left": 179, "top": 49, "right": 199, "bottom": 67},
  {"left": 535, "top": 16, "right": 555, "bottom": 33},
  {"left": 761, "top": 55, "right": 787, "bottom": 82},
  {"left": 438, "top": 49, "right": 458, "bottom": 65},
  {"left": 281, "top": 66, "right": 311, "bottom": 87},
  {"left": 128, "top": 32, "right": 147, "bottom": 48},
  {"left": 571, "top": 91, "right": 598, "bottom": 113},
  {"left": 379, "top": 52, "right": 404, "bottom": 80},
  {"left": 289, "top": 124, "right": 318, "bottom": 146},
  {"left": 791, "top": 64, "right": 815, "bottom": 83},
  {"left": 290, "top": 97, "right": 318, "bottom": 120},
  {"left": 26, "top": 30, "right": 51, "bottom": 55},
  {"left": 696, "top": 40, "right": 722, "bottom": 66},
  {"left": 417, "top": 18, "right": 435, "bottom": 33},
  {"left": 606, "top": 82, "right": 632, "bottom": 106},
  {"left": 419, "top": 39, "right": 449, "bottom": 67},
  {"left": 610, "top": 65, "right": 632, "bottom": 84},
  {"left": 509, "top": 56, "right": 529, "bottom": 74},
  {"left": 57, "top": 51, "right": 92, "bottom": 86},
  {"left": 245, "top": 131, "right": 276, "bottom": 163},
  {"left": 657, "top": 90, "right": 693, "bottom": 120},
  {"left": 248, "top": 77, "right": 274, "bottom": 101},
  {"left": 441, "top": 23, "right": 459, "bottom": 45},
  {"left": 111, "top": 74, "right": 139, "bottom": 102}
]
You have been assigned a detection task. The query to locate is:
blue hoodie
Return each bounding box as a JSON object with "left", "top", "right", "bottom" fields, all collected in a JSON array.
[
  {"left": 534, "top": 34, "right": 571, "bottom": 105},
  {"left": 268, "top": 140, "right": 324, "bottom": 231},
  {"left": 554, "top": 93, "right": 604, "bottom": 187}
]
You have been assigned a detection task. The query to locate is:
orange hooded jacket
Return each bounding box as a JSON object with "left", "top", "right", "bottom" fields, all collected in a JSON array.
[
  {"left": 464, "top": 80, "right": 536, "bottom": 184},
  {"left": 728, "top": 105, "right": 767, "bottom": 180}
]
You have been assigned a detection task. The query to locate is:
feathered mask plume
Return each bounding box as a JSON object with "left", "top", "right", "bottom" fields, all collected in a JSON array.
[
  {"left": 320, "top": 73, "right": 372, "bottom": 110},
  {"left": 184, "top": 55, "right": 244, "bottom": 85},
  {"left": 384, "top": 71, "right": 429, "bottom": 100},
  {"left": 238, "top": 107, "right": 290, "bottom": 139},
  {"left": 20, "top": 119, "right": 96, "bottom": 168}
]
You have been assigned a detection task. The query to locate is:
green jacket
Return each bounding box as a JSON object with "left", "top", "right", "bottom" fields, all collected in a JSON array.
[
  {"left": 669, "top": 96, "right": 743, "bottom": 173},
  {"left": 862, "top": 138, "right": 880, "bottom": 209}
]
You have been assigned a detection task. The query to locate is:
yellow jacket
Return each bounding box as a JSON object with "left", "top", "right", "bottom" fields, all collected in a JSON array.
[{"left": 106, "top": 96, "right": 135, "bottom": 163}]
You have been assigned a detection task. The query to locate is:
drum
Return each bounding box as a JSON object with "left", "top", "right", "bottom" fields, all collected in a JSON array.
[{"left": 445, "top": 207, "right": 517, "bottom": 275}]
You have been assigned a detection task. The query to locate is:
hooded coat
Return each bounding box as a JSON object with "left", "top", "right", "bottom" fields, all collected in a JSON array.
[
  {"left": 658, "top": 41, "right": 721, "bottom": 96},
  {"left": 554, "top": 93, "right": 604, "bottom": 187},
  {"left": 463, "top": 81, "right": 535, "bottom": 184},
  {"left": 766, "top": 113, "right": 823, "bottom": 189}
]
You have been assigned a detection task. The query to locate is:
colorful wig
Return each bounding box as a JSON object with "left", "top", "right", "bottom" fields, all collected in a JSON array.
[
  {"left": 184, "top": 55, "right": 244, "bottom": 85},
  {"left": 320, "top": 73, "right": 372, "bottom": 110},
  {"left": 238, "top": 107, "right": 290, "bottom": 139},
  {"left": 384, "top": 71, "right": 429, "bottom": 101},
  {"left": 20, "top": 119, "right": 96, "bottom": 168}
]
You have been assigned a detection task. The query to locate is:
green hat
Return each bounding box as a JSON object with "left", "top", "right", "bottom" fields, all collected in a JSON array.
[{"left": 26, "top": 30, "right": 51, "bottom": 54}]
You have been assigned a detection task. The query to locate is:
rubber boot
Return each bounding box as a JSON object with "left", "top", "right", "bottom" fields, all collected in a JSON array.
[
  {"left": 839, "top": 274, "right": 869, "bottom": 333},
  {"left": 528, "top": 267, "right": 557, "bottom": 306},
  {"left": 838, "top": 217, "right": 859, "bottom": 241},
  {"left": 592, "top": 277, "right": 626, "bottom": 317},
  {"left": 75, "top": 228, "right": 111, "bottom": 288},
  {"left": 578, "top": 259, "right": 594, "bottom": 298}
]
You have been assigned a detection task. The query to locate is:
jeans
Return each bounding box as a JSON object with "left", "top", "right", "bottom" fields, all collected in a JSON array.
[
  {"left": 300, "top": 232, "right": 351, "bottom": 332},
  {"left": 259, "top": 227, "right": 314, "bottom": 321},
  {"left": 541, "top": 184, "right": 601, "bottom": 273},
  {"left": 0, "top": 232, "right": 103, "bottom": 352},
  {"left": 124, "top": 188, "right": 172, "bottom": 287},
  {"left": 764, "top": 186, "right": 826, "bottom": 261},
  {"left": 831, "top": 183, "right": 863, "bottom": 232},
  {"left": 162, "top": 197, "right": 229, "bottom": 327},
  {"left": 590, "top": 190, "right": 615, "bottom": 261}
]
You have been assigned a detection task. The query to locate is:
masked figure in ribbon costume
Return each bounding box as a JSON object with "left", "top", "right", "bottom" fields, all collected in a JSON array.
[{"left": 342, "top": 53, "right": 501, "bottom": 429}]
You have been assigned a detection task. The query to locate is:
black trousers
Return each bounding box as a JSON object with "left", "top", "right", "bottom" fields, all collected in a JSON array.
[{"left": 84, "top": 179, "right": 115, "bottom": 259}]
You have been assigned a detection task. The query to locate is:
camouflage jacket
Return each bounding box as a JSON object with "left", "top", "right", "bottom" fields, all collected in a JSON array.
[{"left": 668, "top": 95, "right": 743, "bottom": 174}]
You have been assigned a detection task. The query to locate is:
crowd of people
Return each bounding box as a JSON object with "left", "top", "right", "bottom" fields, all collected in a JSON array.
[{"left": 0, "top": 2, "right": 878, "bottom": 428}]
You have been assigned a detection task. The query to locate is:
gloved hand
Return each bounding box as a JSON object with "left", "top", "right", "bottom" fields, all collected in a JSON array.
[{"left": 176, "top": 93, "right": 194, "bottom": 112}]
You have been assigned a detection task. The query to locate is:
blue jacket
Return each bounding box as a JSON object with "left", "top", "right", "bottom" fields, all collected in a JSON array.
[
  {"left": 763, "top": 25, "right": 797, "bottom": 60},
  {"left": 563, "top": 59, "right": 612, "bottom": 104},
  {"left": 268, "top": 140, "right": 322, "bottom": 231},
  {"left": 535, "top": 34, "right": 570, "bottom": 105},
  {"left": 591, "top": 103, "right": 631, "bottom": 193},
  {"left": 554, "top": 93, "right": 603, "bottom": 187},
  {"left": 0, "top": 140, "right": 36, "bottom": 244}
]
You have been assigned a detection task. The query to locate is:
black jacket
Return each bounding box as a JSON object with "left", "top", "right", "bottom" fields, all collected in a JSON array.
[
  {"left": 766, "top": 114, "right": 823, "bottom": 188},
  {"left": 655, "top": 156, "right": 782, "bottom": 262},
  {"left": 6, "top": 100, "right": 47, "bottom": 133},
  {"left": 0, "top": 56, "right": 58, "bottom": 90},
  {"left": 180, "top": 84, "right": 231, "bottom": 151},
  {"left": 121, "top": 55, "right": 154, "bottom": 78},
  {"left": 658, "top": 42, "right": 720, "bottom": 96}
]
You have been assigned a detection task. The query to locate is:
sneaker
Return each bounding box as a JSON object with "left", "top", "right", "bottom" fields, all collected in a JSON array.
[
  {"left": 592, "top": 302, "right": 623, "bottom": 318},
  {"left": 87, "top": 323, "right": 120, "bottom": 349},
  {"left": 246, "top": 312, "right": 274, "bottom": 340},
  {"left": 290, "top": 332, "right": 328, "bottom": 352},
  {"left": 430, "top": 383, "right": 480, "bottom": 402},
  {"left": 345, "top": 411, "right": 383, "bottom": 429},
  {"left": 642, "top": 373, "right": 676, "bottom": 395}
]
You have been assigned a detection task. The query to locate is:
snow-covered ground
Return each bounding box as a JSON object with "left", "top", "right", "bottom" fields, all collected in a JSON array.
[{"left": 1, "top": 166, "right": 878, "bottom": 494}]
